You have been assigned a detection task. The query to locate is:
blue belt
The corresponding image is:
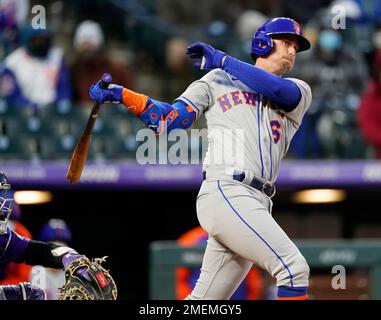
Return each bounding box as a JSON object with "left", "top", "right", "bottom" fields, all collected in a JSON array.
[{"left": 203, "top": 171, "right": 276, "bottom": 198}]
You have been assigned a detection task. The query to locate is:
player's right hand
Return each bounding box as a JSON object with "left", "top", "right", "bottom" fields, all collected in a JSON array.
[
  {"left": 89, "top": 80, "right": 123, "bottom": 104},
  {"left": 186, "top": 42, "right": 227, "bottom": 70}
]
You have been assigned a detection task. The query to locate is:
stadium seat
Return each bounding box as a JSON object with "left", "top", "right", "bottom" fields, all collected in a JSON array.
[
  {"left": 0, "top": 100, "right": 35, "bottom": 119},
  {"left": 93, "top": 117, "right": 118, "bottom": 136},
  {"left": 87, "top": 136, "right": 108, "bottom": 162},
  {"left": 0, "top": 135, "right": 39, "bottom": 161},
  {"left": 39, "top": 134, "right": 76, "bottom": 160},
  {"left": 100, "top": 103, "right": 129, "bottom": 117},
  {"left": 38, "top": 101, "right": 88, "bottom": 119},
  {"left": 104, "top": 135, "right": 139, "bottom": 159},
  {"left": 4, "top": 115, "right": 57, "bottom": 137}
]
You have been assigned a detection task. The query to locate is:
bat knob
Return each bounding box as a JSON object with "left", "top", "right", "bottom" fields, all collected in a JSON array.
[{"left": 100, "top": 73, "right": 112, "bottom": 89}]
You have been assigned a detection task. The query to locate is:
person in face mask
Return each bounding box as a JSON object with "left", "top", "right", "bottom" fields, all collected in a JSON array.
[
  {"left": 0, "top": 24, "right": 72, "bottom": 109},
  {"left": 24, "top": 29, "right": 52, "bottom": 59},
  {"left": 70, "top": 20, "right": 134, "bottom": 105},
  {"left": 287, "top": 10, "right": 369, "bottom": 159},
  {"left": 317, "top": 28, "right": 343, "bottom": 62},
  {"left": 357, "top": 47, "right": 381, "bottom": 158}
]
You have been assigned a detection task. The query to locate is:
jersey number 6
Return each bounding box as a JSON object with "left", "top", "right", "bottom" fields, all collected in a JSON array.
[{"left": 270, "top": 120, "right": 281, "bottom": 144}]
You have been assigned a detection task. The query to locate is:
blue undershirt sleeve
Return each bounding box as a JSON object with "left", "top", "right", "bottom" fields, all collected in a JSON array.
[{"left": 222, "top": 56, "right": 302, "bottom": 111}]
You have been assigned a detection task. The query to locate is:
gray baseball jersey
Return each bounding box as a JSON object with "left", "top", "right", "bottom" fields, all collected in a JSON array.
[
  {"left": 176, "top": 69, "right": 312, "bottom": 300},
  {"left": 177, "top": 69, "right": 312, "bottom": 180}
]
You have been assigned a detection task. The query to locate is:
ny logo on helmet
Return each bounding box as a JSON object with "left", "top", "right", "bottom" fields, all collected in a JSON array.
[{"left": 293, "top": 21, "right": 301, "bottom": 35}]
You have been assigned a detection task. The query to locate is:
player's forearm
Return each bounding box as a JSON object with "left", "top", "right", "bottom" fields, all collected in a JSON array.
[
  {"left": 120, "top": 87, "right": 150, "bottom": 116},
  {"left": 89, "top": 82, "right": 196, "bottom": 134},
  {"left": 120, "top": 88, "right": 196, "bottom": 134},
  {"left": 222, "top": 56, "right": 301, "bottom": 110},
  {"left": 1, "top": 230, "right": 63, "bottom": 268},
  {"left": 20, "top": 240, "right": 70, "bottom": 268}
]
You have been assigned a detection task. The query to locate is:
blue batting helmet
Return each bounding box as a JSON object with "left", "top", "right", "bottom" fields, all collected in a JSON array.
[
  {"left": 251, "top": 17, "right": 311, "bottom": 58},
  {"left": 38, "top": 218, "right": 72, "bottom": 244}
]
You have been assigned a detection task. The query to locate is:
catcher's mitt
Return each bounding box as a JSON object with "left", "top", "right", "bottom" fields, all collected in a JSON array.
[{"left": 59, "top": 256, "right": 117, "bottom": 300}]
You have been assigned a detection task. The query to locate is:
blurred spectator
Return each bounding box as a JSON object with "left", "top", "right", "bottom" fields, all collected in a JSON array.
[
  {"left": 280, "top": 0, "right": 333, "bottom": 24},
  {"left": 155, "top": 0, "right": 245, "bottom": 57},
  {"left": 70, "top": 20, "right": 134, "bottom": 105},
  {"left": 155, "top": 0, "right": 241, "bottom": 36},
  {"left": 164, "top": 37, "right": 194, "bottom": 100},
  {"left": 0, "top": 24, "right": 72, "bottom": 110},
  {"left": 373, "top": 23, "right": 381, "bottom": 53},
  {"left": 357, "top": 50, "right": 381, "bottom": 158},
  {"left": 289, "top": 9, "right": 369, "bottom": 158},
  {"left": 175, "top": 226, "right": 267, "bottom": 300},
  {"left": 0, "top": 191, "right": 32, "bottom": 285},
  {"left": 230, "top": 10, "right": 268, "bottom": 63},
  {"left": 166, "top": 37, "right": 189, "bottom": 78},
  {"left": 0, "top": 0, "right": 29, "bottom": 59},
  {"left": 328, "top": 0, "right": 381, "bottom": 70},
  {"left": 29, "top": 218, "right": 72, "bottom": 300},
  {"left": 69, "top": 0, "right": 126, "bottom": 42}
]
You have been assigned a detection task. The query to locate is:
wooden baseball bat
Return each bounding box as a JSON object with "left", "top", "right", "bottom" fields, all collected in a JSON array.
[{"left": 66, "top": 73, "right": 112, "bottom": 183}]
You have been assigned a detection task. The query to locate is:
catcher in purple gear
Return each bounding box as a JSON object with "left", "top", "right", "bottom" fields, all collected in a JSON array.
[{"left": 0, "top": 171, "right": 117, "bottom": 300}]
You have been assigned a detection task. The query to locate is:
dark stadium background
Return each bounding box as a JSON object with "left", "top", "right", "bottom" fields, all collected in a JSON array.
[
  {"left": 2, "top": 0, "right": 381, "bottom": 301},
  {"left": 14, "top": 185, "right": 380, "bottom": 299}
]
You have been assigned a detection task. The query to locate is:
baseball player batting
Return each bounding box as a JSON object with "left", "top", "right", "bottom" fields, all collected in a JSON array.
[{"left": 89, "top": 17, "right": 312, "bottom": 300}]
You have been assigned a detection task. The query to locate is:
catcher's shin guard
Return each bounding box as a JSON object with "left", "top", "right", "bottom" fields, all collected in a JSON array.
[{"left": 0, "top": 282, "right": 46, "bottom": 300}]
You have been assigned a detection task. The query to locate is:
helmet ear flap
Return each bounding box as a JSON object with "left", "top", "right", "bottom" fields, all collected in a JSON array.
[{"left": 251, "top": 31, "right": 274, "bottom": 58}]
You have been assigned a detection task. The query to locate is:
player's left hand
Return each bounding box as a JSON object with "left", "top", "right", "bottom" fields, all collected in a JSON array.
[
  {"left": 60, "top": 253, "right": 117, "bottom": 300},
  {"left": 89, "top": 80, "right": 123, "bottom": 104},
  {"left": 186, "top": 42, "right": 227, "bottom": 70}
]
